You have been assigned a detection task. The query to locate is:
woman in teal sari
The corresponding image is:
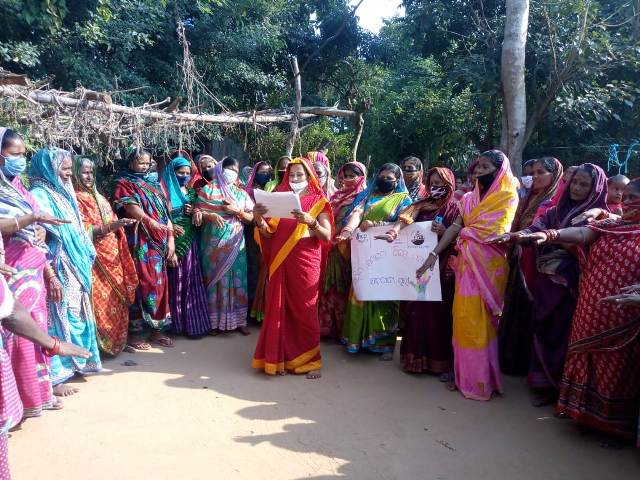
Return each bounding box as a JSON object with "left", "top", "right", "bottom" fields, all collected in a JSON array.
[
  {"left": 195, "top": 157, "right": 254, "bottom": 335},
  {"left": 28, "top": 148, "right": 101, "bottom": 396},
  {"left": 337, "top": 163, "right": 412, "bottom": 359}
]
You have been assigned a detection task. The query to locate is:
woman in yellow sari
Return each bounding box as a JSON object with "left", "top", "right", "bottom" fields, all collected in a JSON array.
[{"left": 419, "top": 150, "right": 519, "bottom": 400}]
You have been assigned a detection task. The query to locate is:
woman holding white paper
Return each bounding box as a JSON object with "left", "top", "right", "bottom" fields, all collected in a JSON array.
[
  {"left": 195, "top": 157, "right": 254, "bottom": 335},
  {"left": 336, "top": 163, "right": 412, "bottom": 360}
]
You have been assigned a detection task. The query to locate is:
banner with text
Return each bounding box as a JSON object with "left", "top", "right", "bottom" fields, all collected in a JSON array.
[{"left": 350, "top": 222, "right": 442, "bottom": 302}]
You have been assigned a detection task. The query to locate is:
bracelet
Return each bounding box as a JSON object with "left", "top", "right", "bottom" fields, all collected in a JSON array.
[
  {"left": 14, "top": 216, "right": 20, "bottom": 230},
  {"left": 542, "top": 229, "right": 559, "bottom": 242},
  {"left": 386, "top": 229, "right": 398, "bottom": 240},
  {"left": 429, "top": 251, "right": 438, "bottom": 258},
  {"left": 42, "top": 337, "right": 61, "bottom": 357}
]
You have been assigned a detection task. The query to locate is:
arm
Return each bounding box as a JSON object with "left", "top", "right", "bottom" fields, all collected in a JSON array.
[
  {"left": 416, "top": 214, "right": 464, "bottom": 276},
  {"left": 92, "top": 218, "right": 136, "bottom": 239},
  {"left": 517, "top": 226, "right": 599, "bottom": 246},
  {"left": 0, "top": 212, "right": 69, "bottom": 235},
  {"left": 335, "top": 207, "right": 364, "bottom": 242},
  {"left": 310, "top": 212, "right": 332, "bottom": 242}
]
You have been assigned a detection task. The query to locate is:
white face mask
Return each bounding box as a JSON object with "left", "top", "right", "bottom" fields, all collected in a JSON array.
[
  {"left": 223, "top": 169, "right": 238, "bottom": 184},
  {"left": 290, "top": 180, "right": 308, "bottom": 193},
  {"left": 521, "top": 175, "right": 533, "bottom": 189}
]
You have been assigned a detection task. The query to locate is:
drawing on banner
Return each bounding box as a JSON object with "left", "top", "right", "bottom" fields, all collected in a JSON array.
[{"left": 350, "top": 222, "right": 442, "bottom": 302}]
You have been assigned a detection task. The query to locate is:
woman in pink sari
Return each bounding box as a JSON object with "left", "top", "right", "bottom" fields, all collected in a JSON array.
[{"left": 418, "top": 150, "right": 519, "bottom": 400}]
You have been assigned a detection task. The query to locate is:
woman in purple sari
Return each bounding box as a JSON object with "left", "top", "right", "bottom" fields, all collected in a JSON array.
[{"left": 493, "top": 163, "right": 608, "bottom": 406}]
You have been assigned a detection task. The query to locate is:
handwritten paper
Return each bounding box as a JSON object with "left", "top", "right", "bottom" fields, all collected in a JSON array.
[
  {"left": 254, "top": 189, "right": 303, "bottom": 219},
  {"left": 350, "top": 222, "right": 442, "bottom": 301}
]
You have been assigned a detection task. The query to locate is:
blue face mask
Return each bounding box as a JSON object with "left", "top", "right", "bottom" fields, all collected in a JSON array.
[
  {"left": 146, "top": 171, "right": 158, "bottom": 183},
  {"left": 177, "top": 175, "right": 191, "bottom": 186},
  {"left": 1, "top": 155, "right": 27, "bottom": 177}
]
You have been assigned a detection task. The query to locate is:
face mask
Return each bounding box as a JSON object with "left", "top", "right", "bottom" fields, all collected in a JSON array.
[
  {"left": 223, "top": 169, "right": 238, "bottom": 184},
  {"left": 277, "top": 169, "right": 286, "bottom": 180},
  {"left": 0, "top": 155, "right": 26, "bottom": 177},
  {"left": 476, "top": 172, "right": 495, "bottom": 189},
  {"left": 429, "top": 186, "right": 448, "bottom": 199},
  {"left": 255, "top": 172, "right": 271, "bottom": 187},
  {"left": 290, "top": 180, "right": 308, "bottom": 193},
  {"left": 521, "top": 175, "right": 533, "bottom": 189},
  {"left": 177, "top": 175, "right": 191, "bottom": 186},
  {"left": 376, "top": 178, "right": 396, "bottom": 194},
  {"left": 202, "top": 168, "right": 215, "bottom": 181},
  {"left": 146, "top": 172, "right": 158, "bottom": 183}
]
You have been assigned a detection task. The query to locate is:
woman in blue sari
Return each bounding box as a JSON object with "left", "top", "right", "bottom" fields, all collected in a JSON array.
[{"left": 28, "top": 148, "right": 101, "bottom": 396}]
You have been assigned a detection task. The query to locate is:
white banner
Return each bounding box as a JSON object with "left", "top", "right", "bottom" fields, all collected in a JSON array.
[{"left": 350, "top": 221, "right": 442, "bottom": 302}]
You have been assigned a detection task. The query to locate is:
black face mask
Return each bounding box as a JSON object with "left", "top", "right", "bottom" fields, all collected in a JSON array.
[
  {"left": 255, "top": 172, "right": 271, "bottom": 187},
  {"left": 203, "top": 168, "right": 215, "bottom": 181},
  {"left": 376, "top": 178, "right": 397, "bottom": 194},
  {"left": 476, "top": 172, "right": 495, "bottom": 189}
]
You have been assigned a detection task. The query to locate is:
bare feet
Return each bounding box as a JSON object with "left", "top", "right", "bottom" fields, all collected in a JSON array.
[
  {"left": 48, "top": 396, "right": 64, "bottom": 410},
  {"left": 237, "top": 326, "right": 251, "bottom": 336},
  {"left": 379, "top": 352, "right": 393, "bottom": 361},
  {"left": 306, "top": 369, "right": 322, "bottom": 379},
  {"left": 149, "top": 331, "right": 174, "bottom": 347},
  {"left": 53, "top": 383, "right": 79, "bottom": 397}
]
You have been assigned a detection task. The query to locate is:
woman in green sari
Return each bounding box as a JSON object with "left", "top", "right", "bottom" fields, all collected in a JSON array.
[{"left": 336, "top": 163, "right": 412, "bottom": 360}]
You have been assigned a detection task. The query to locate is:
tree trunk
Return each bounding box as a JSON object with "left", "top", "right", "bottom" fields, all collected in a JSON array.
[
  {"left": 351, "top": 112, "right": 364, "bottom": 162},
  {"left": 285, "top": 56, "right": 302, "bottom": 158},
  {"left": 500, "top": 0, "right": 529, "bottom": 175}
]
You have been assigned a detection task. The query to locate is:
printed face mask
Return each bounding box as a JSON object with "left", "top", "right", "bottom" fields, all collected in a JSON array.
[
  {"left": 146, "top": 171, "right": 159, "bottom": 183},
  {"left": 521, "top": 175, "right": 533, "bottom": 189},
  {"left": 429, "top": 185, "right": 448, "bottom": 199}
]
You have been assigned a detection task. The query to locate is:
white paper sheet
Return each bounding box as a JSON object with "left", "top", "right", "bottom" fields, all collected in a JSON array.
[{"left": 253, "top": 189, "right": 303, "bottom": 219}]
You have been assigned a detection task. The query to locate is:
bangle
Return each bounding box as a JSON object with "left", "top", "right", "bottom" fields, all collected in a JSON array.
[
  {"left": 386, "top": 229, "right": 398, "bottom": 240},
  {"left": 543, "top": 229, "right": 559, "bottom": 242},
  {"left": 429, "top": 251, "right": 438, "bottom": 258},
  {"left": 42, "top": 337, "right": 61, "bottom": 357},
  {"left": 14, "top": 217, "right": 20, "bottom": 230}
]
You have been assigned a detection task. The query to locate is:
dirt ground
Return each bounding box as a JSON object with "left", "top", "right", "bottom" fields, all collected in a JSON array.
[{"left": 9, "top": 328, "right": 640, "bottom": 479}]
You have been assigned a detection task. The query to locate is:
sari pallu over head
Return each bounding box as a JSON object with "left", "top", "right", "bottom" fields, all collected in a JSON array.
[
  {"left": 196, "top": 161, "right": 249, "bottom": 285},
  {"left": 244, "top": 161, "right": 271, "bottom": 201},
  {"left": 456, "top": 150, "right": 519, "bottom": 316},
  {"left": 259, "top": 157, "right": 334, "bottom": 279},
  {"left": 399, "top": 166, "right": 456, "bottom": 224},
  {"left": 161, "top": 156, "right": 197, "bottom": 258},
  {"left": 330, "top": 161, "right": 367, "bottom": 227},
  {"left": 28, "top": 148, "right": 96, "bottom": 292}
]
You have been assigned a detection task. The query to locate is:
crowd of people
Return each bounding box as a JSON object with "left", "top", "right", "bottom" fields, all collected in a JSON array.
[{"left": 0, "top": 126, "right": 639, "bottom": 477}]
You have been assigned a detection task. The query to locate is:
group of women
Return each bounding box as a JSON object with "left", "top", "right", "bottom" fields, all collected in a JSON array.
[{"left": 0, "top": 124, "right": 638, "bottom": 471}]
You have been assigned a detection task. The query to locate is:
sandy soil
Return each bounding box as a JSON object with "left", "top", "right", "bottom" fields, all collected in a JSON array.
[{"left": 9, "top": 328, "right": 640, "bottom": 479}]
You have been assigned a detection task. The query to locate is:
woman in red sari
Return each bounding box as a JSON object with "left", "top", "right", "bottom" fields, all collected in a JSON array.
[
  {"left": 520, "top": 178, "right": 640, "bottom": 444},
  {"left": 252, "top": 157, "right": 333, "bottom": 379}
]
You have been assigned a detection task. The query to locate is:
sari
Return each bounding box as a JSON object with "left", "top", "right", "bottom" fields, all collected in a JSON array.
[
  {"left": 28, "top": 148, "right": 101, "bottom": 384},
  {"left": 452, "top": 151, "right": 519, "bottom": 400},
  {"left": 73, "top": 158, "right": 138, "bottom": 355},
  {"left": 341, "top": 165, "right": 412, "bottom": 354},
  {"left": 318, "top": 162, "right": 367, "bottom": 338},
  {"left": 556, "top": 219, "right": 640, "bottom": 439},
  {"left": 162, "top": 157, "right": 210, "bottom": 337},
  {"left": 196, "top": 163, "right": 254, "bottom": 331},
  {"left": 525, "top": 164, "right": 608, "bottom": 392},
  {"left": 252, "top": 157, "right": 333, "bottom": 374},
  {"left": 0, "top": 159, "right": 53, "bottom": 416},
  {"left": 399, "top": 167, "right": 459, "bottom": 373},
  {"left": 113, "top": 165, "right": 172, "bottom": 334},
  {"left": 499, "top": 158, "right": 564, "bottom": 375}
]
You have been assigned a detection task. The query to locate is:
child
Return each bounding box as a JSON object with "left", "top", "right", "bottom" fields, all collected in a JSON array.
[{"left": 606, "top": 174, "right": 630, "bottom": 215}]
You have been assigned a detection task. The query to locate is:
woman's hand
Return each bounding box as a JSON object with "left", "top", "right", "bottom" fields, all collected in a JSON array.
[
  {"left": 34, "top": 225, "right": 47, "bottom": 246},
  {"left": 598, "top": 293, "right": 640, "bottom": 306},
  {"left": 291, "top": 209, "right": 314, "bottom": 226},
  {"left": 183, "top": 203, "right": 193, "bottom": 215},
  {"left": 166, "top": 241, "right": 175, "bottom": 262},
  {"left": 58, "top": 341, "right": 90, "bottom": 359},
  {"left": 34, "top": 212, "right": 71, "bottom": 226},
  {"left": 417, "top": 253, "right": 438, "bottom": 278},
  {"left": 253, "top": 203, "right": 268, "bottom": 222},
  {"left": 360, "top": 220, "right": 374, "bottom": 231},
  {"left": 118, "top": 218, "right": 137, "bottom": 228},
  {"left": 374, "top": 229, "right": 398, "bottom": 243},
  {"left": 208, "top": 212, "right": 226, "bottom": 229},
  {"left": 222, "top": 199, "right": 241, "bottom": 215},
  {"left": 192, "top": 209, "right": 203, "bottom": 227},
  {"left": 486, "top": 233, "right": 512, "bottom": 245},
  {"left": 517, "top": 232, "right": 548, "bottom": 244},
  {"left": 571, "top": 208, "right": 602, "bottom": 225},
  {"left": 431, "top": 220, "right": 446, "bottom": 236},
  {"left": 620, "top": 284, "right": 640, "bottom": 294},
  {"left": 334, "top": 229, "right": 353, "bottom": 244},
  {"left": 173, "top": 224, "right": 185, "bottom": 237},
  {"left": 167, "top": 253, "right": 179, "bottom": 268},
  {"left": 47, "top": 276, "right": 63, "bottom": 303},
  {"left": 0, "top": 263, "right": 17, "bottom": 276}
]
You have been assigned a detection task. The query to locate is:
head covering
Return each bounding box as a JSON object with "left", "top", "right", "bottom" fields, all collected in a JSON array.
[
  {"left": 400, "top": 156, "right": 427, "bottom": 201},
  {"left": 463, "top": 150, "right": 519, "bottom": 210},
  {"left": 211, "top": 160, "right": 240, "bottom": 200},
  {"left": 512, "top": 157, "right": 564, "bottom": 231},
  {"left": 171, "top": 149, "right": 203, "bottom": 190},
  {"left": 72, "top": 156, "right": 96, "bottom": 193},
  {"left": 29, "top": 147, "right": 79, "bottom": 208},
  {"left": 161, "top": 156, "right": 192, "bottom": 213},
  {"left": 273, "top": 157, "right": 325, "bottom": 197},
  {"left": 240, "top": 165, "right": 252, "bottom": 186},
  {"left": 306, "top": 151, "right": 336, "bottom": 196},
  {"left": 329, "top": 161, "right": 368, "bottom": 218},
  {"left": 244, "top": 161, "right": 271, "bottom": 200},
  {"left": 342, "top": 163, "right": 408, "bottom": 221},
  {"left": 399, "top": 166, "right": 456, "bottom": 224}
]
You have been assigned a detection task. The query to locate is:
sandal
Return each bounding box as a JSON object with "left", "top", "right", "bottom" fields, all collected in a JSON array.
[
  {"left": 149, "top": 332, "right": 174, "bottom": 348},
  {"left": 127, "top": 340, "right": 151, "bottom": 351}
]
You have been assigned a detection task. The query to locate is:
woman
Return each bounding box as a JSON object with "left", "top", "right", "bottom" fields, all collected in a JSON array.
[
  {"left": 387, "top": 167, "right": 460, "bottom": 380},
  {"left": 194, "top": 154, "right": 217, "bottom": 190},
  {"left": 318, "top": 162, "right": 367, "bottom": 338},
  {"left": 0, "top": 129, "right": 66, "bottom": 411},
  {"left": 162, "top": 157, "right": 210, "bottom": 338},
  {"left": 307, "top": 151, "right": 336, "bottom": 196},
  {"left": 518, "top": 179, "right": 640, "bottom": 444},
  {"left": 244, "top": 161, "right": 273, "bottom": 321},
  {"left": 196, "top": 157, "right": 254, "bottom": 335},
  {"left": 252, "top": 157, "right": 333, "bottom": 378},
  {"left": 73, "top": 157, "right": 138, "bottom": 356},
  {"left": 493, "top": 163, "right": 608, "bottom": 406},
  {"left": 113, "top": 149, "right": 175, "bottom": 349},
  {"left": 418, "top": 150, "right": 519, "bottom": 401},
  {"left": 338, "top": 163, "right": 412, "bottom": 359},
  {"left": 29, "top": 148, "right": 101, "bottom": 395},
  {"left": 498, "top": 157, "right": 564, "bottom": 376},
  {"left": 400, "top": 156, "right": 427, "bottom": 202},
  {"left": 264, "top": 156, "right": 290, "bottom": 192}
]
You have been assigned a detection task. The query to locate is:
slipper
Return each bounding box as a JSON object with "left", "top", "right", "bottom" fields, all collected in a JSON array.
[{"left": 149, "top": 334, "right": 174, "bottom": 348}]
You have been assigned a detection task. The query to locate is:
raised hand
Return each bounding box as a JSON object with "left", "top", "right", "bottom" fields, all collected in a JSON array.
[{"left": 34, "top": 212, "right": 71, "bottom": 226}]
